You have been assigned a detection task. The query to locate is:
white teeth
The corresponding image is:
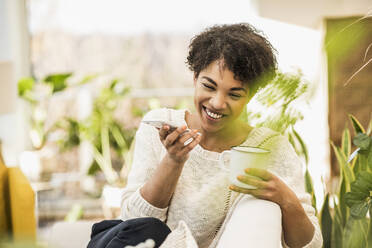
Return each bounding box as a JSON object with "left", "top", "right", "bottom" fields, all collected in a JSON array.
[{"left": 205, "top": 108, "right": 222, "bottom": 119}]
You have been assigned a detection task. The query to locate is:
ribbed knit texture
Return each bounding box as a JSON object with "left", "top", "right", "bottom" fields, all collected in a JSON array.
[{"left": 121, "top": 108, "right": 322, "bottom": 248}]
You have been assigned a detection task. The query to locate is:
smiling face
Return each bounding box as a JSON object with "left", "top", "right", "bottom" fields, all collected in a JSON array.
[{"left": 193, "top": 60, "right": 251, "bottom": 134}]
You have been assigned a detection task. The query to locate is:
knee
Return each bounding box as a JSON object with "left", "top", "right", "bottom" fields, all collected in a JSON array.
[
  {"left": 88, "top": 218, "right": 171, "bottom": 248},
  {"left": 115, "top": 218, "right": 171, "bottom": 248},
  {"left": 121, "top": 217, "right": 171, "bottom": 239}
]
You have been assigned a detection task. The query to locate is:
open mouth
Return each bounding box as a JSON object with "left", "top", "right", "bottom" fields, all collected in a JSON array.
[{"left": 202, "top": 106, "right": 225, "bottom": 121}]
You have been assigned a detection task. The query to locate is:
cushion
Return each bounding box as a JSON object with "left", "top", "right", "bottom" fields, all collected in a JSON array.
[
  {"left": 8, "top": 167, "right": 36, "bottom": 241},
  {"left": 0, "top": 160, "right": 11, "bottom": 239}
]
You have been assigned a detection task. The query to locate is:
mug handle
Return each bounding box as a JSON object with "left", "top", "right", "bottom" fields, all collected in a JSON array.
[{"left": 219, "top": 150, "right": 230, "bottom": 172}]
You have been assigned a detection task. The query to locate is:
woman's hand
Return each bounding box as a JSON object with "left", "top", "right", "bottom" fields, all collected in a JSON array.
[
  {"left": 159, "top": 125, "right": 201, "bottom": 164},
  {"left": 229, "top": 168, "right": 299, "bottom": 208},
  {"left": 140, "top": 125, "right": 201, "bottom": 209},
  {"left": 230, "top": 168, "right": 316, "bottom": 247}
]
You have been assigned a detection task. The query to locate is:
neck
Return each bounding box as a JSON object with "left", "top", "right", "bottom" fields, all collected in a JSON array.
[
  {"left": 202, "top": 119, "right": 244, "bottom": 140},
  {"left": 200, "top": 120, "right": 250, "bottom": 151}
]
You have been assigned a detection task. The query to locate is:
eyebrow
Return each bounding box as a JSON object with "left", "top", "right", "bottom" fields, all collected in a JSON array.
[{"left": 201, "top": 76, "right": 247, "bottom": 93}]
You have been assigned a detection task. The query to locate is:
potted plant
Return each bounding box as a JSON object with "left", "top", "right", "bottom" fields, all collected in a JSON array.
[
  {"left": 17, "top": 73, "right": 92, "bottom": 181},
  {"left": 318, "top": 115, "right": 372, "bottom": 248},
  {"left": 56, "top": 78, "right": 137, "bottom": 218}
]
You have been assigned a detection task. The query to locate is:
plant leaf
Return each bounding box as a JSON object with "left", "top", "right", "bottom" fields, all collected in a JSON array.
[
  {"left": 349, "top": 201, "right": 370, "bottom": 219},
  {"left": 332, "top": 143, "right": 355, "bottom": 187},
  {"left": 18, "top": 77, "right": 37, "bottom": 103},
  {"left": 353, "top": 156, "right": 361, "bottom": 175},
  {"left": 368, "top": 208, "right": 372, "bottom": 247},
  {"left": 304, "top": 169, "right": 317, "bottom": 211},
  {"left": 339, "top": 175, "right": 348, "bottom": 227},
  {"left": 359, "top": 153, "right": 368, "bottom": 172},
  {"left": 350, "top": 152, "right": 358, "bottom": 172},
  {"left": 353, "top": 133, "right": 371, "bottom": 150},
  {"left": 345, "top": 191, "right": 368, "bottom": 205},
  {"left": 87, "top": 161, "right": 100, "bottom": 175},
  {"left": 57, "top": 118, "right": 81, "bottom": 151},
  {"left": 44, "top": 73, "right": 72, "bottom": 93},
  {"left": 64, "top": 204, "right": 83, "bottom": 222},
  {"left": 366, "top": 117, "right": 372, "bottom": 135},
  {"left": 18, "top": 77, "right": 34, "bottom": 96},
  {"left": 342, "top": 217, "right": 368, "bottom": 248},
  {"left": 345, "top": 172, "right": 372, "bottom": 219},
  {"left": 110, "top": 124, "right": 128, "bottom": 153},
  {"left": 368, "top": 142, "right": 372, "bottom": 171},
  {"left": 352, "top": 172, "right": 372, "bottom": 195},
  {"left": 358, "top": 171, "right": 372, "bottom": 192},
  {"left": 332, "top": 199, "right": 343, "bottom": 248},
  {"left": 78, "top": 74, "right": 98, "bottom": 85},
  {"left": 292, "top": 127, "right": 309, "bottom": 165},
  {"left": 349, "top": 114, "right": 365, "bottom": 134},
  {"left": 342, "top": 127, "right": 351, "bottom": 158},
  {"left": 320, "top": 194, "right": 332, "bottom": 248}
]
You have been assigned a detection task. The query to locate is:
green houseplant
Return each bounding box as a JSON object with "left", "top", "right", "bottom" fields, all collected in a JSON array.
[
  {"left": 18, "top": 73, "right": 75, "bottom": 149},
  {"left": 56, "top": 78, "right": 136, "bottom": 187},
  {"left": 319, "top": 115, "right": 372, "bottom": 248},
  {"left": 246, "top": 71, "right": 317, "bottom": 209},
  {"left": 246, "top": 71, "right": 310, "bottom": 158},
  {"left": 18, "top": 73, "right": 98, "bottom": 149},
  {"left": 53, "top": 76, "right": 138, "bottom": 218},
  {"left": 18, "top": 73, "right": 137, "bottom": 186},
  {"left": 17, "top": 73, "right": 98, "bottom": 183}
]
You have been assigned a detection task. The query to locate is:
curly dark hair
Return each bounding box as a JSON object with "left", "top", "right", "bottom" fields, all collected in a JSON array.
[{"left": 186, "top": 23, "right": 277, "bottom": 95}]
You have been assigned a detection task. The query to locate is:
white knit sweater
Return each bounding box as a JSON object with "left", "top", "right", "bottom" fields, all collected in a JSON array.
[{"left": 121, "top": 108, "right": 322, "bottom": 248}]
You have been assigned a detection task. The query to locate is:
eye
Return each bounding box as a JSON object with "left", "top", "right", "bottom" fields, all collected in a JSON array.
[
  {"left": 229, "top": 93, "right": 242, "bottom": 99},
  {"left": 202, "top": 83, "right": 215, "bottom": 90}
]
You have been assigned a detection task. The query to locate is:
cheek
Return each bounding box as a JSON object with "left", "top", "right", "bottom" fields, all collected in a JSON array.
[
  {"left": 193, "top": 93, "right": 203, "bottom": 112},
  {"left": 232, "top": 102, "right": 247, "bottom": 116},
  {"left": 194, "top": 88, "right": 206, "bottom": 104}
]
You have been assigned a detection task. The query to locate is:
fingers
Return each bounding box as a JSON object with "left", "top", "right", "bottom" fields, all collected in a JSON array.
[
  {"left": 162, "top": 125, "right": 187, "bottom": 148},
  {"left": 178, "top": 129, "right": 199, "bottom": 145},
  {"left": 237, "top": 175, "right": 267, "bottom": 188},
  {"left": 168, "top": 130, "right": 201, "bottom": 155},
  {"left": 229, "top": 185, "right": 263, "bottom": 196},
  {"left": 159, "top": 124, "right": 202, "bottom": 163},
  {"left": 244, "top": 168, "right": 273, "bottom": 181},
  {"left": 177, "top": 132, "right": 202, "bottom": 156},
  {"left": 159, "top": 125, "right": 170, "bottom": 141}
]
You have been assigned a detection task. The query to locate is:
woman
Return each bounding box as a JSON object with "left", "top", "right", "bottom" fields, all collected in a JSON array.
[{"left": 89, "top": 23, "right": 322, "bottom": 248}]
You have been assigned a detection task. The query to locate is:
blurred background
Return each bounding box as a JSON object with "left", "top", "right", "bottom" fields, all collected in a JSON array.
[{"left": 0, "top": 0, "right": 371, "bottom": 247}]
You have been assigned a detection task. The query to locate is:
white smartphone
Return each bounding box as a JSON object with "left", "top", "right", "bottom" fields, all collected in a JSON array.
[
  {"left": 142, "top": 120, "right": 197, "bottom": 145},
  {"left": 142, "top": 120, "right": 178, "bottom": 131}
]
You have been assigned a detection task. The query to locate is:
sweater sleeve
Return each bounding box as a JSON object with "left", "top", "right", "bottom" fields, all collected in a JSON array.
[
  {"left": 120, "top": 109, "right": 168, "bottom": 221},
  {"left": 265, "top": 135, "right": 323, "bottom": 248}
]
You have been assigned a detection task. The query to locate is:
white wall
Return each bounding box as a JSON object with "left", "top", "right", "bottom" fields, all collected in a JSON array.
[
  {"left": 0, "top": 0, "right": 30, "bottom": 165},
  {"left": 258, "top": 0, "right": 372, "bottom": 29}
]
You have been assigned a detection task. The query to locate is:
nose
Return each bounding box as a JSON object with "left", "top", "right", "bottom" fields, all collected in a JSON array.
[{"left": 209, "top": 92, "right": 227, "bottom": 110}]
